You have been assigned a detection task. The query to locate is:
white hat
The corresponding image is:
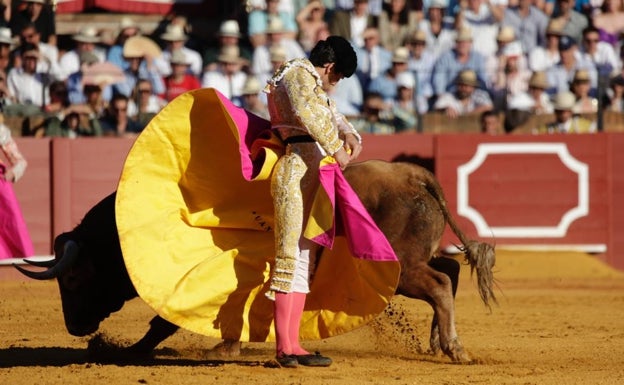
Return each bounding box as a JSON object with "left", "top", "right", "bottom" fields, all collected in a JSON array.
[
  {"left": 119, "top": 16, "right": 138, "bottom": 31},
  {"left": 170, "top": 49, "right": 189, "bottom": 65},
  {"left": 507, "top": 92, "right": 535, "bottom": 111},
  {"left": 219, "top": 20, "right": 241, "bottom": 38},
  {"left": 553, "top": 91, "right": 576, "bottom": 110},
  {"left": 160, "top": 24, "right": 188, "bottom": 42},
  {"left": 0, "top": 27, "right": 12, "bottom": 45},
  {"left": 396, "top": 71, "right": 415, "bottom": 89},
  {"left": 73, "top": 26, "right": 101, "bottom": 43},
  {"left": 502, "top": 41, "right": 523, "bottom": 57},
  {"left": 429, "top": 0, "right": 448, "bottom": 8}
]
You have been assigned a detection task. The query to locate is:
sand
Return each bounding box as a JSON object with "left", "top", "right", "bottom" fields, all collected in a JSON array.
[{"left": 1, "top": 250, "right": 624, "bottom": 385}]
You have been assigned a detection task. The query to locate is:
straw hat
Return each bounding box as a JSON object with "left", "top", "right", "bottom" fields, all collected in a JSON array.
[
  {"left": 528, "top": 71, "right": 549, "bottom": 89},
  {"left": 218, "top": 20, "right": 241, "bottom": 38},
  {"left": 546, "top": 19, "right": 564, "bottom": 36},
  {"left": 0, "top": 27, "right": 12, "bottom": 45},
  {"left": 73, "top": 26, "right": 101, "bottom": 43},
  {"left": 553, "top": 91, "right": 576, "bottom": 110},
  {"left": 391, "top": 47, "right": 410, "bottom": 63},
  {"left": 408, "top": 29, "right": 427, "bottom": 43},
  {"left": 170, "top": 49, "right": 189, "bottom": 65},
  {"left": 456, "top": 69, "right": 479, "bottom": 87},
  {"left": 266, "top": 17, "right": 285, "bottom": 34},
  {"left": 161, "top": 24, "right": 188, "bottom": 42},
  {"left": 456, "top": 27, "right": 473, "bottom": 42},
  {"left": 269, "top": 44, "right": 287, "bottom": 62},
  {"left": 242, "top": 76, "right": 262, "bottom": 95},
  {"left": 218, "top": 45, "right": 243, "bottom": 64},
  {"left": 496, "top": 26, "right": 515, "bottom": 43},
  {"left": 572, "top": 69, "right": 590, "bottom": 83},
  {"left": 123, "top": 35, "right": 162, "bottom": 58}
]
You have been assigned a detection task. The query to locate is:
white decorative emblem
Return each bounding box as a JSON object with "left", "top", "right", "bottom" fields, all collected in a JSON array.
[{"left": 457, "top": 143, "right": 589, "bottom": 238}]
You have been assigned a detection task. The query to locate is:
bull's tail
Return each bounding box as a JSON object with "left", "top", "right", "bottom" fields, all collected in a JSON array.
[{"left": 421, "top": 170, "right": 497, "bottom": 309}]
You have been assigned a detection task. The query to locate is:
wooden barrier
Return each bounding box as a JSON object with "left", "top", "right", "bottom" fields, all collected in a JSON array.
[{"left": 10, "top": 133, "right": 624, "bottom": 271}]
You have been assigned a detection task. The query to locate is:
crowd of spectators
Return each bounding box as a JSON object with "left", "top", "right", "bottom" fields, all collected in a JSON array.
[{"left": 1, "top": 0, "right": 624, "bottom": 137}]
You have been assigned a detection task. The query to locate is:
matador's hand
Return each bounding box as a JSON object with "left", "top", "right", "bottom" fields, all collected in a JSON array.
[{"left": 343, "top": 132, "right": 362, "bottom": 161}]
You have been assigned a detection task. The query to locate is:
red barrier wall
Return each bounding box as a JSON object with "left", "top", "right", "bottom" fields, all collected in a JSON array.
[{"left": 11, "top": 134, "right": 624, "bottom": 270}]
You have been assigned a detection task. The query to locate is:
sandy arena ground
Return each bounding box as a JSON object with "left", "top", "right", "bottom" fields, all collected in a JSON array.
[{"left": 1, "top": 250, "right": 624, "bottom": 385}]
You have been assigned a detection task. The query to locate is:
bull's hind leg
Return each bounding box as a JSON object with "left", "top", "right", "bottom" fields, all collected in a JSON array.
[
  {"left": 396, "top": 261, "right": 471, "bottom": 363},
  {"left": 427, "top": 256, "right": 460, "bottom": 357}
]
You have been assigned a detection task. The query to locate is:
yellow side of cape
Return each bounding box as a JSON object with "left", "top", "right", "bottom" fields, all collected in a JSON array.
[{"left": 116, "top": 88, "right": 400, "bottom": 342}]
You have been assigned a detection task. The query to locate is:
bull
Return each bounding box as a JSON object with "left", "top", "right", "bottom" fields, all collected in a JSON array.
[{"left": 15, "top": 159, "right": 495, "bottom": 363}]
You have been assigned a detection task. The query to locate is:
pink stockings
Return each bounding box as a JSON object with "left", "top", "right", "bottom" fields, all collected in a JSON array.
[{"left": 274, "top": 291, "right": 309, "bottom": 356}]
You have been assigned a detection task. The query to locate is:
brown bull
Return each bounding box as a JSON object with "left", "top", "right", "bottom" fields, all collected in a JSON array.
[{"left": 16, "top": 160, "right": 495, "bottom": 363}]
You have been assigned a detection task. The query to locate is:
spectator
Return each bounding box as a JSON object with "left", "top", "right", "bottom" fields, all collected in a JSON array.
[
  {"left": 592, "top": 0, "right": 624, "bottom": 47},
  {"left": 417, "top": 0, "right": 456, "bottom": 60},
  {"left": 526, "top": 70, "right": 555, "bottom": 114},
  {"left": 491, "top": 36, "right": 532, "bottom": 110},
  {"left": 546, "top": 35, "right": 597, "bottom": 95},
  {"left": 390, "top": 71, "right": 418, "bottom": 131},
  {"left": 355, "top": 27, "right": 392, "bottom": 90},
  {"left": 406, "top": 29, "right": 434, "bottom": 113},
  {"left": 579, "top": 25, "right": 620, "bottom": 77},
  {"left": 7, "top": 43, "right": 48, "bottom": 110},
  {"left": 457, "top": 0, "right": 505, "bottom": 57},
  {"left": 0, "top": 0, "right": 9, "bottom": 28},
  {"left": 240, "top": 75, "right": 269, "bottom": 119},
  {"left": 256, "top": 44, "right": 287, "bottom": 102},
  {"left": 251, "top": 17, "right": 305, "bottom": 77},
  {"left": 377, "top": 0, "right": 419, "bottom": 51},
  {"left": 115, "top": 40, "right": 165, "bottom": 99},
  {"left": 570, "top": 69, "right": 598, "bottom": 113},
  {"left": 502, "top": 0, "right": 549, "bottom": 54},
  {"left": 0, "top": 69, "right": 13, "bottom": 110},
  {"left": 352, "top": 91, "right": 396, "bottom": 133},
  {"left": 99, "top": 93, "right": 143, "bottom": 137},
  {"left": 550, "top": 0, "right": 588, "bottom": 43},
  {"left": 487, "top": 26, "right": 529, "bottom": 90},
  {"left": 202, "top": 46, "right": 247, "bottom": 106},
  {"left": 0, "top": 27, "right": 12, "bottom": 74},
  {"left": 328, "top": 70, "right": 364, "bottom": 116},
  {"left": 528, "top": 18, "right": 564, "bottom": 72},
  {"left": 431, "top": 27, "right": 488, "bottom": 96},
  {"left": 203, "top": 20, "right": 252, "bottom": 73},
  {"left": 10, "top": 0, "right": 56, "bottom": 46},
  {"left": 58, "top": 26, "right": 106, "bottom": 80},
  {"left": 44, "top": 109, "right": 102, "bottom": 138},
  {"left": 16, "top": 23, "right": 60, "bottom": 78},
  {"left": 296, "top": 0, "right": 328, "bottom": 54},
  {"left": 153, "top": 24, "right": 203, "bottom": 78},
  {"left": 480, "top": 109, "right": 503, "bottom": 134},
  {"left": 66, "top": 51, "right": 113, "bottom": 105},
  {"left": 433, "top": 69, "right": 494, "bottom": 118},
  {"left": 329, "top": 0, "right": 377, "bottom": 48},
  {"left": 106, "top": 16, "right": 141, "bottom": 71},
  {"left": 534, "top": 90, "right": 596, "bottom": 133},
  {"left": 368, "top": 46, "right": 411, "bottom": 102},
  {"left": 248, "top": 0, "right": 298, "bottom": 48},
  {"left": 162, "top": 49, "right": 201, "bottom": 102},
  {"left": 606, "top": 74, "right": 624, "bottom": 112},
  {"left": 0, "top": 118, "right": 33, "bottom": 259},
  {"left": 128, "top": 78, "right": 166, "bottom": 129}
]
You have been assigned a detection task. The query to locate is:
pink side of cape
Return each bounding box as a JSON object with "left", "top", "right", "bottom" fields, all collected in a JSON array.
[{"left": 216, "top": 91, "right": 398, "bottom": 263}]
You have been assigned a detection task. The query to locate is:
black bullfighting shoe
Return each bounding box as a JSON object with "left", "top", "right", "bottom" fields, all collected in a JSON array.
[
  {"left": 276, "top": 353, "right": 298, "bottom": 368},
  {"left": 295, "top": 352, "right": 332, "bottom": 367}
]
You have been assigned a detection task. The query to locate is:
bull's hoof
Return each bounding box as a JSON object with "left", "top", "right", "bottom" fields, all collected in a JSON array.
[
  {"left": 211, "top": 339, "right": 242, "bottom": 357},
  {"left": 429, "top": 333, "right": 441, "bottom": 355},
  {"left": 444, "top": 337, "right": 472, "bottom": 363}
]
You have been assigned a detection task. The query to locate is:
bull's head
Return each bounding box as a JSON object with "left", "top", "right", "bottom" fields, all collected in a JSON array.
[{"left": 14, "top": 232, "right": 129, "bottom": 336}]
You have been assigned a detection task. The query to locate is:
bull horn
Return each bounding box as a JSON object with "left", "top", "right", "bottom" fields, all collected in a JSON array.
[
  {"left": 24, "top": 258, "right": 57, "bottom": 268},
  {"left": 12, "top": 240, "right": 80, "bottom": 280}
]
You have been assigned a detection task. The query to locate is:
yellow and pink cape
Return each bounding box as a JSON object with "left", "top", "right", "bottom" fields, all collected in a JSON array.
[{"left": 116, "top": 88, "right": 400, "bottom": 342}]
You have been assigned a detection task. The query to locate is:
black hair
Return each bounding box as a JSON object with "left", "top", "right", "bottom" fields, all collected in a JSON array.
[{"left": 309, "top": 35, "right": 357, "bottom": 78}]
